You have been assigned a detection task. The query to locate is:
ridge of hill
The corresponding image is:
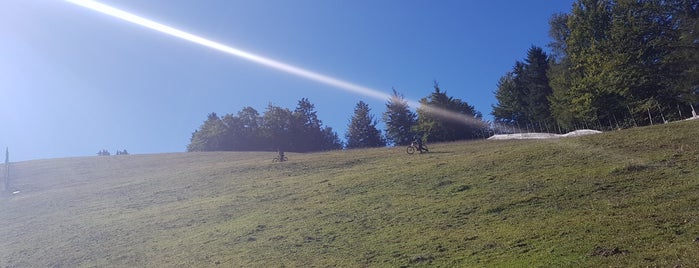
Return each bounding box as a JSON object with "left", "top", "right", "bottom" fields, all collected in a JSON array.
[{"left": 1, "top": 120, "right": 698, "bottom": 267}]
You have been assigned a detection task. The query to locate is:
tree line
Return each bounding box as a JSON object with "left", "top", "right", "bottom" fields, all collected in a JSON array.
[
  {"left": 188, "top": 83, "right": 489, "bottom": 152},
  {"left": 493, "top": 0, "right": 698, "bottom": 131},
  {"left": 187, "top": 98, "right": 343, "bottom": 152},
  {"left": 188, "top": 0, "right": 697, "bottom": 152}
]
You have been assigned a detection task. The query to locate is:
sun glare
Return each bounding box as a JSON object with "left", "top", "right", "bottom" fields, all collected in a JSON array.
[{"left": 64, "top": 0, "right": 486, "bottom": 128}]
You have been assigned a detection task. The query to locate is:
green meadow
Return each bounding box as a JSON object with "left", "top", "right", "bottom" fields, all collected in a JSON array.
[{"left": 1, "top": 120, "right": 698, "bottom": 267}]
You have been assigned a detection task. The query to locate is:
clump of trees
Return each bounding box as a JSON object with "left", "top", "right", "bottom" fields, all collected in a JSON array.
[
  {"left": 187, "top": 98, "right": 342, "bottom": 152},
  {"left": 493, "top": 0, "right": 698, "bottom": 131},
  {"left": 188, "top": 84, "right": 489, "bottom": 152},
  {"left": 382, "top": 83, "right": 489, "bottom": 145},
  {"left": 415, "top": 82, "right": 489, "bottom": 142},
  {"left": 97, "top": 149, "right": 129, "bottom": 156}
]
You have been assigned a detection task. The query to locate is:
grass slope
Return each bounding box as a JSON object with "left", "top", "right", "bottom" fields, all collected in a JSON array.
[{"left": 1, "top": 120, "right": 698, "bottom": 267}]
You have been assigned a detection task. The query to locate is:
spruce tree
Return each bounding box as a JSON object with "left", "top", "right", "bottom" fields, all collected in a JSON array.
[
  {"left": 383, "top": 88, "right": 417, "bottom": 146},
  {"left": 345, "top": 101, "right": 386, "bottom": 149},
  {"left": 291, "top": 98, "right": 324, "bottom": 152},
  {"left": 492, "top": 46, "right": 553, "bottom": 131}
]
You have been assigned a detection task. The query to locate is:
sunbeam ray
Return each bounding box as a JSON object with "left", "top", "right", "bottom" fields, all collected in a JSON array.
[{"left": 64, "top": 0, "right": 489, "bottom": 130}]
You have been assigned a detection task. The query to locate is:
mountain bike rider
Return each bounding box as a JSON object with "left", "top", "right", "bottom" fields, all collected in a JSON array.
[
  {"left": 277, "top": 148, "right": 286, "bottom": 162},
  {"left": 413, "top": 134, "right": 427, "bottom": 153}
]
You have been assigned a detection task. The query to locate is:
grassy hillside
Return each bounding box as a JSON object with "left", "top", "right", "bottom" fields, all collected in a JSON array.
[{"left": 1, "top": 120, "right": 698, "bottom": 267}]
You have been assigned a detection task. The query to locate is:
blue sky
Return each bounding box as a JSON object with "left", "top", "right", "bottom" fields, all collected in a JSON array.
[{"left": 1, "top": 0, "right": 574, "bottom": 162}]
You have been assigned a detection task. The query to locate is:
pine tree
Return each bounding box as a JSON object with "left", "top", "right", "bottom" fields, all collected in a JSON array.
[
  {"left": 382, "top": 88, "right": 417, "bottom": 146},
  {"left": 345, "top": 101, "right": 386, "bottom": 149}
]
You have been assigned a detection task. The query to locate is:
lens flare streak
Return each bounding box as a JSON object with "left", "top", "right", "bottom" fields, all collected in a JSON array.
[
  {"left": 65, "top": 0, "right": 488, "bottom": 129},
  {"left": 64, "top": 0, "right": 391, "bottom": 101}
]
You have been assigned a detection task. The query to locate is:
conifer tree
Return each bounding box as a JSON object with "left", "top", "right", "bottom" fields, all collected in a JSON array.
[
  {"left": 383, "top": 88, "right": 417, "bottom": 146},
  {"left": 291, "top": 98, "right": 324, "bottom": 152},
  {"left": 492, "top": 46, "right": 553, "bottom": 130},
  {"left": 345, "top": 101, "right": 386, "bottom": 149}
]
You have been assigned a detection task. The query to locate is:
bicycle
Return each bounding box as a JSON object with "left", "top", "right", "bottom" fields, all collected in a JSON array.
[
  {"left": 272, "top": 151, "right": 287, "bottom": 162},
  {"left": 406, "top": 141, "right": 428, "bottom": 154},
  {"left": 272, "top": 155, "right": 288, "bottom": 162}
]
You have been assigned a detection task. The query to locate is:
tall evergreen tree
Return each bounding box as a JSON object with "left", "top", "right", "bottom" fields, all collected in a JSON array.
[
  {"left": 492, "top": 72, "right": 524, "bottom": 125},
  {"left": 290, "top": 98, "right": 323, "bottom": 152},
  {"left": 415, "top": 81, "right": 486, "bottom": 142},
  {"left": 382, "top": 88, "right": 417, "bottom": 145},
  {"left": 547, "top": 12, "right": 580, "bottom": 129},
  {"left": 492, "top": 46, "right": 553, "bottom": 130},
  {"left": 522, "top": 46, "right": 554, "bottom": 127},
  {"left": 345, "top": 101, "right": 386, "bottom": 149},
  {"left": 290, "top": 98, "right": 342, "bottom": 151},
  {"left": 664, "top": 0, "right": 699, "bottom": 113}
]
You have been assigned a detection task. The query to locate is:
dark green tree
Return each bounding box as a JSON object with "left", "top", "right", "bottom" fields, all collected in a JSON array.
[
  {"left": 345, "top": 101, "right": 386, "bottom": 149},
  {"left": 222, "top": 107, "right": 263, "bottom": 151},
  {"left": 187, "top": 112, "right": 227, "bottom": 152},
  {"left": 382, "top": 88, "right": 417, "bottom": 145},
  {"left": 290, "top": 98, "right": 324, "bottom": 152},
  {"left": 492, "top": 46, "right": 554, "bottom": 131},
  {"left": 664, "top": 0, "right": 699, "bottom": 115},
  {"left": 261, "top": 104, "right": 293, "bottom": 151},
  {"left": 415, "top": 81, "right": 486, "bottom": 142},
  {"left": 547, "top": 12, "right": 581, "bottom": 129},
  {"left": 548, "top": 0, "right": 698, "bottom": 128},
  {"left": 492, "top": 72, "right": 524, "bottom": 125},
  {"left": 320, "top": 126, "right": 344, "bottom": 150}
]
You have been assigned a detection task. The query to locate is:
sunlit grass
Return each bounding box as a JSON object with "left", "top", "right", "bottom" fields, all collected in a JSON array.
[{"left": 1, "top": 120, "right": 698, "bottom": 267}]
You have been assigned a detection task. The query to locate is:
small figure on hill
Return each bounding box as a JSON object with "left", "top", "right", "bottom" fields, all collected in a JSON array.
[
  {"left": 274, "top": 148, "right": 287, "bottom": 162},
  {"left": 413, "top": 134, "right": 428, "bottom": 153}
]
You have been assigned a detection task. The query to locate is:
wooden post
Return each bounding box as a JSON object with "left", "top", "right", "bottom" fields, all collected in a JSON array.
[{"left": 2, "top": 147, "right": 8, "bottom": 192}]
